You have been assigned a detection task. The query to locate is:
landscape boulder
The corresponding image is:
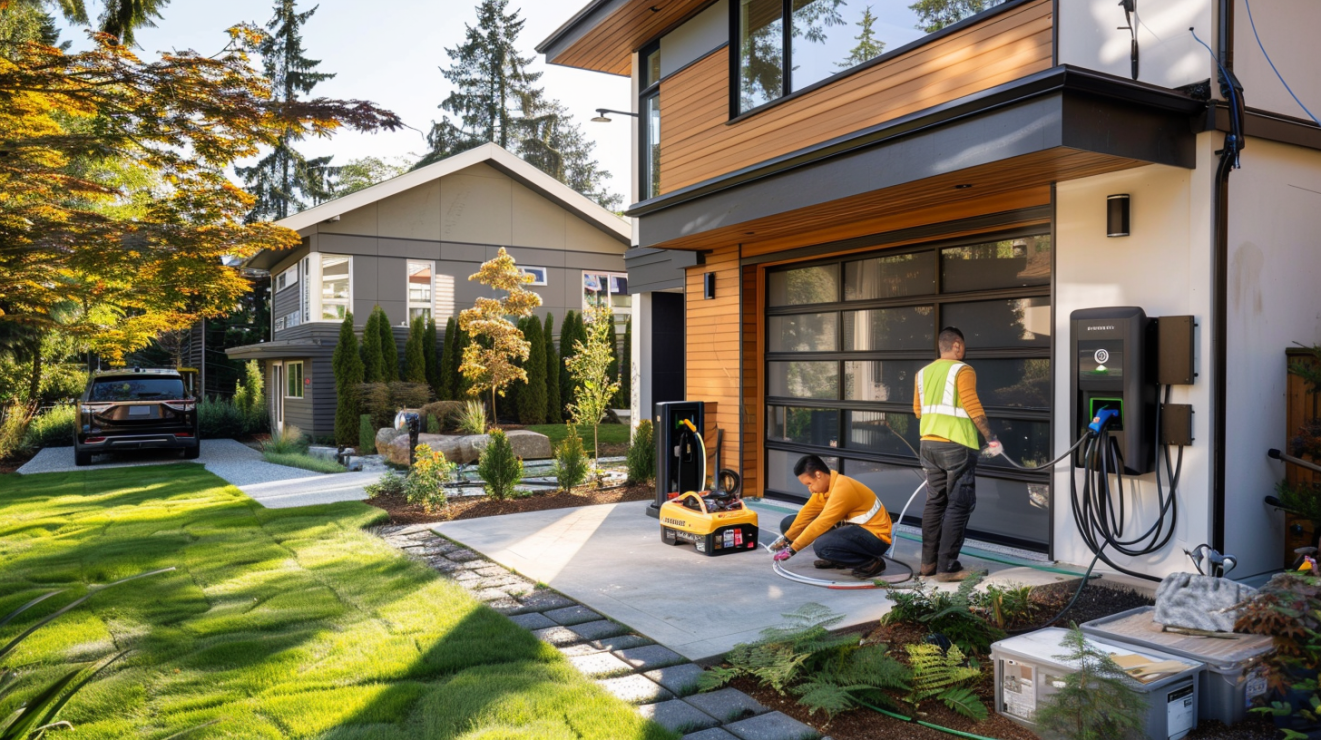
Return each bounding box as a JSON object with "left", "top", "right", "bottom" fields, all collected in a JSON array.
[
  {"left": 379, "top": 429, "right": 552, "bottom": 466},
  {"left": 375, "top": 427, "right": 402, "bottom": 456}
]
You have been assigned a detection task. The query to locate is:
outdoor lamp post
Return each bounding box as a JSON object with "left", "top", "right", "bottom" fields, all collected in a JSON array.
[
  {"left": 591, "top": 108, "right": 639, "bottom": 123},
  {"left": 393, "top": 410, "right": 420, "bottom": 467}
]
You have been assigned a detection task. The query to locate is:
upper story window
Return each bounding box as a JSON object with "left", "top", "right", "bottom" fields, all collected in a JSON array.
[
  {"left": 583, "top": 271, "right": 631, "bottom": 317},
  {"left": 521, "top": 267, "right": 549, "bottom": 286},
  {"left": 321, "top": 255, "right": 351, "bottom": 321},
  {"left": 734, "top": 0, "right": 1010, "bottom": 116},
  {"left": 275, "top": 263, "right": 299, "bottom": 292},
  {"left": 639, "top": 42, "right": 661, "bottom": 200},
  {"left": 407, "top": 260, "right": 433, "bottom": 325}
]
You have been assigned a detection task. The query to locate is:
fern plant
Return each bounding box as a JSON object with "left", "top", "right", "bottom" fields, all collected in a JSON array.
[
  {"left": 883, "top": 572, "right": 1004, "bottom": 654},
  {"left": 905, "top": 643, "right": 987, "bottom": 721},
  {"left": 792, "top": 643, "right": 911, "bottom": 718}
]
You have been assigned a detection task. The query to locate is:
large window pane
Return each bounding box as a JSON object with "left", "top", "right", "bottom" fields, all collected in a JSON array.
[
  {"left": 984, "top": 418, "right": 1052, "bottom": 470},
  {"left": 844, "top": 360, "right": 923, "bottom": 404},
  {"left": 965, "top": 476, "right": 1050, "bottom": 547},
  {"left": 974, "top": 358, "right": 1051, "bottom": 409},
  {"left": 790, "top": 0, "right": 890, "bottom": 91},
  {"left": 768, "top": 406, "right": 839, "bottom": 447},
  {"left": 844, "top": 459, "right": 930, "bottom": 523},
  {"left": 943, "top": 297, "right": 1050, "bottom": 348},
  {"left": 321, "top": 255, "right": 350, "bottom": 321},
  {"left": 845, "top": 410, "right": 921, "bottom": 458},
  {"left": 844, "top": 252, "right": 935, "bottom": 300},
  {"left": 768, "top": 265, "right": 838, "bottom": 306},
  {"left": 768, "top": 448, "right": 839, "bottom": 496},
  {"left": 768, "top": 361, "right": 838, "bottom": 399},
  {"left": 842, "top": 306, "right": 934, "bottom": 351},
  {"left": 739, "top": 0, "right": 784, "bottom": 112},
  {"left": 408, "top": 261, "right": 432, "bottom": 303},
  {"left": 769, "top": 313, "right": 837, "bottom": 352},
  {"left": 941, "top": 235, "right": 1051, "bottom": 293}
]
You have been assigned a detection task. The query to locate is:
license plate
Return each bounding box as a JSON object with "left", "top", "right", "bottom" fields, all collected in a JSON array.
[{"left": 128, "top": 406, "right": 152, "bottom": 417}]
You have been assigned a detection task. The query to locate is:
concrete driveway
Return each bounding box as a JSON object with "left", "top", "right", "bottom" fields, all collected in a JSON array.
[{"left": 17, "top": 439, "right": 382, "bottom": 508}]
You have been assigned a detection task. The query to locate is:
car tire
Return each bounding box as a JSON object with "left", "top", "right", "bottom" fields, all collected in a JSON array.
[
  {"left": 74, "top": 449, "right": 92, "bottom": 466},
  {"left": 182, "top": 443, "right": 200, "bottom": 460}
]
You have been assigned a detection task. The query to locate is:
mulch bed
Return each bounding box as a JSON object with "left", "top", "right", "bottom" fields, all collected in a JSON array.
[{"left": 364, "top": 482, "right": 654, "bottom": 524}]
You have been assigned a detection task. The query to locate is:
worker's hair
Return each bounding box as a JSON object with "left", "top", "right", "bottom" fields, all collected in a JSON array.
[
  {"left": 793, "top": 455, "right": 831, "bottom": 478},
  {"left": 938, "top": 326, "right": 965, "bottom": 352}
]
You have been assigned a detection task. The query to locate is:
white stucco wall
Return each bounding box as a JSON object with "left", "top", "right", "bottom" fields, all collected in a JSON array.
[
  {"left": 1232, "top": 0, "right": 1321, "bottom": 123},
  {"left": 1058, "top": 0, "right": 1215, "bottom": 91},
  {"left": 1052, "top": 136, "right": 1217, "bottom": 578},
  {"left": 1224, "top": 138, "right": 1321, "bottom": 579}
]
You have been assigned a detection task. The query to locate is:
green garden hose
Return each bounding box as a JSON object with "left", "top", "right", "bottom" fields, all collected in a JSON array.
[{"left": 853, "top": 698, "right": 1004, "bottom": 740}]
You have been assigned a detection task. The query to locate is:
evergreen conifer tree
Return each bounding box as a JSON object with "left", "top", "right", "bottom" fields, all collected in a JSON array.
[
  {"left": 332, "top": 312, "right": 363, "bottom": 446},
  {"left": 544, "top": 313, "right": 562, "bottom": 424},
  {"left": 559, "top": 310, "right": 579, "bottom": 415},
  {"left": 236, "top": 0, "right": 338, "bottom": 221},
  {"left": 438, "top": 316, "right": 458, "bottom": 399},
  {"left": 361, "top": 308, "right": 383, "bottom": 382},
  {"left": 838, "top": 6, "right": 886, "bottom": 68},
  {"left": 518, "top": 316, "right": 547, "bottom": 424},
  {"left": 605, "top": 317, "right": 620, "bottom": 408},
  {"left": 452, "top": 324, "right": 471, "bottom": 398},
  {"left": 424, "top": 317, "right": 440, "bottom": 393},
  {"left": 376, "top": 307, "right": 399, "bottom": 382},
  {"left": 404, "top": 317, "right": 427, "bottom": 383},
  {"left": 620, "top": 317, "right": 632, "bottom": 410}
]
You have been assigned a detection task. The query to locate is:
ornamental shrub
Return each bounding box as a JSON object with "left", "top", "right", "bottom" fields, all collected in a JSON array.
[
  {"left": 544, "top": 313, "right": 562, "bottom": 424},
  {"left": 405, "top": 317, "right": 428, "bottom": 383},
  {"left": 419, "top": 400, "right": 465, "bottom": 431},
  {"left": 405, "top": 443, "right": 455, "bottom": 512},
  {"left": 23, "top": 404, "right": 77, "bottom": 449},
  {"left": 358, "top": 414, "right": 375, "bottom": 455},
  {"left": 333, "top": 311, "right": 364, "bottom": 446},
  {"left": 377, "top": 307, "right": 400, "bottom": 382},
  {"left": 424, "top": 317, "right": 440, "bottom": 393},
  {"left": 457, "top": 400, "right": 486, "bottom": 435},
  {"left": 627, "top": 419, "right": 655, "bottom": 484},
  {"left": 364, "top": 470, "right": 405, "bottom": 499},
  {"left": 438, "top": 317, "right": 458, "bottom": 399},
  {"left": 198, "top": 396, "right": 244, "bottom": 439},
  {"left": 361, "top": 308, "right": 384, "bottom": 382},
  {"left": 553, "top": 424, "right": 588, "bottom": 492},
  {"left": 559, "top": 310, "right": 579, "bottom": 416},
  {"left": 478, "top": 429, "right": 522, "bottom": 500},
  {"left": 517, "top": 316, "right": 547, "bottom": 424},
  {"left": 0, "top": 405, "right": 32, "bottom": 459}
]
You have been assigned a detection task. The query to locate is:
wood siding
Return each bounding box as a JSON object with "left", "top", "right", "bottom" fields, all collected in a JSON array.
[
  {"left": 552, "top": 0, "right": 710, "bottom": 76},
  {"left": 686, "top": 244, "right": 741, "bottom": 475},
  {"left": 658, "top": 0, "right": 1052, "bottom": 193}
]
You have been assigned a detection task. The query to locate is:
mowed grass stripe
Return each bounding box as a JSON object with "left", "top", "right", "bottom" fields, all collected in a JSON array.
[{"left": 0, "top": 464, "right": 674, "bottom": 739}]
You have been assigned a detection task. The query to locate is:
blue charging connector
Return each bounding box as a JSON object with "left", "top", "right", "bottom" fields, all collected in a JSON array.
[{"left": 1088, "top": 408, "right": 1120, "bottom": 435}]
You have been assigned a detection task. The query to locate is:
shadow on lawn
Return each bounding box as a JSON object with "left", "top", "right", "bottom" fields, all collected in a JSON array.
[{"left": 0, "top": 465, "right": 674, "bottom": 739}]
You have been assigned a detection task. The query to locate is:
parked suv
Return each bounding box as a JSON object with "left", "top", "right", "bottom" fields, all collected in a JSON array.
[{"left": 75, "top": 368, "right": 200, "bottom": 466}]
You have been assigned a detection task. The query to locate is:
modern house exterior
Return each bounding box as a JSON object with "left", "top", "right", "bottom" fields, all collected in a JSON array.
[
  {"left": 227, "top": 143, "right": 631, "bottom": 439},
  {"left": 540, "top": 0, "right": 1321, "bottom": 581}
]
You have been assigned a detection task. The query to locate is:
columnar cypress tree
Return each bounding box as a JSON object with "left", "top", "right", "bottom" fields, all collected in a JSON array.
[
  {"left": 518, "top": 316, "right": 547, "bottom": 424},
  {"left": 605, "top": 317, "right": 619, "bottom": 409},
  {"left": 559, "top": 309, "right": 579, "bottom": 416},
  {"left": 452, "top": 324, "right": 471, "bottom": 398},
  {"left": 620, "top": 316, "right": 632, "bottom": 410},
  {"left": 236, "top": 0, "right": 338, "bottom": 221},
  {"left": 361, "top": 308, "right": 383, "bottom": 382},
  {"left": 404, "top": 317, "right": 427, "bottom": 383},
  {"left": 376, "top": 307, "right": 399, "bottom": 382},
  {"left": 424, "top": 317, "right": 440, "bottom": 393},
  {"left": 544, "top": 313, "right": 562, "bottom": 424},
  {"left": 438, "top": 316, "right": 458, "bottom": 399},
  {"left": 332, "top": 312, "right": 363, "bottom": 446}
]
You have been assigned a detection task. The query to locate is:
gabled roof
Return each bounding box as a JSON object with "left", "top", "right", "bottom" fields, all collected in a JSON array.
[{"left": 272, "top": 142, "right": 629, "bottom": 241}]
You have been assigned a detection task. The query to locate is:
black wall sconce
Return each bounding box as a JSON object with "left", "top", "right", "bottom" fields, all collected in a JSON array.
[
  {"left": 704, "top": 272, "right": 716, "bottom": 299},
  {"left": 1107, "top": 194, "right": 1131, "bottom": 237}
]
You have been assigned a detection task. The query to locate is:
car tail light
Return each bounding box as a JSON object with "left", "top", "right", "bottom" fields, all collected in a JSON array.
[
  {"left": 162, "top": 400, "right": 195, "bottom": 412},
  {"left": 81, "top": 403, "right": 113, "bottom": 414},
  {"left": 174, "top": 432, "right": 194, "bottom": 438},
  {"left": 84, "top": 437, "right": 106, "bottom": 444}
]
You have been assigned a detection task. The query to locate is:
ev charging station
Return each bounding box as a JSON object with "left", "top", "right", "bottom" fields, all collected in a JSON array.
[
  {"left": 1070, "top": 306, "right": 1157, "bottom": 475},
  {"left": 648, "top": 400, "right": 705, "bottom": 519}
]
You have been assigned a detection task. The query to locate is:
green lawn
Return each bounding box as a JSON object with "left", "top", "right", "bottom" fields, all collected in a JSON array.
[
  {"left": 525, "top": 424, "right": 631, "bottom": 448},
  {"left": 261, "top": 451, "right": 347, "bottom": 474},
  {"left": 0, "top": 465, "right": 672, "bottom": 740}
]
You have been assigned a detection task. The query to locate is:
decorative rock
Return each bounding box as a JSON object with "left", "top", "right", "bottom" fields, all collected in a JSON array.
[
  {"left": 585, "top": 634, "right": 654, "bottom": 652},
  {"left": 472, "top": 574, "right": 534, "bottom": 591},
  {"left": 723, "top": 711, "right": 819, "bottom": 740},
  {"left": 426, "top": 558, "right": 466, "bottom": 574},
  {"left": 514, "top": 591, "right": 576, "bottom": 613},
  {"left": 567, "top": 651, "right": 634, "bottom": 678},
  {"left": 644, "top": 663, "right": 707, "bottom": 697},
  {"left": 486, "top": 598, "right": 524, "bottom": 614},
  {"left": 682, "top": 688, "right": 768, "bottom": 723},
  {"left": 614, "top": 644, "right": 686, "bottom": 672},
  {"left": 469, "top": 588, "right": 512, "bottom": 602},
  {"left": 473, "top": 565, "right": 507, "bottom": 577},
  {"left": 596, "top": 674, "right": 674, "bottom": 704},
  {"left": 375, "top": 427, "right": 402, "bottom": 456},
  {"left": 681, "top": 730, "right": 739, "bottom": 740},
  {"left": 509, "top": 612, "right": 556, "bottom": 630},
  {"left": 569, "top": 619, "right": 629, "bottom": 642},
  {"left": 531, "top": 626, "right": 583, "bottom": 647},
  {"left": 306, "top": 445, "right": 340, "bottom": 462},
  {"left": 445, "top": 549, "right": 483, "bottom": 563},
  {"left": 449, "top": 570, "right": 483, "bottom": 583},
  {"left": 638, "top": 699, "right": 721, "bottom": 734},
  {"left": 496, "top": 429, "right": 552, "bottom": 461},
  {"left": 544, "top": 605, "right": 603, "bottom": 626},
  {"left": 385, "top": 433, "right": 413, "bottom": 466}
]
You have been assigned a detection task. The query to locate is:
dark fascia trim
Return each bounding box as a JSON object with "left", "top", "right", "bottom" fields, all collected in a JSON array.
[
  {"left": 625, "top": 65, "right": 1203, "bottom": 218},
  {"left": 536, "top": 0, "right": 625, "bottom": 57},
  {"left": 739, "top": 208, "right": 1052, "bottom": 267},
  {"left": 480, "top": 158, "right": 629, "bottom": 245},
  {"left": 725, "top": 0, "right": 1039, "bottom": 125},
  {"left": 1213, "top": 103, "right": 1321, "bottom": 151}
]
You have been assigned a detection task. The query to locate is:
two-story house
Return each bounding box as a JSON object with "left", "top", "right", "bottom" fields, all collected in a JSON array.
[
  {"left": 540, "top": 0, "right": 1321, "bottom": 581},
  {"left": 226, "top": 143, "right": 631, "bottom": 440}
]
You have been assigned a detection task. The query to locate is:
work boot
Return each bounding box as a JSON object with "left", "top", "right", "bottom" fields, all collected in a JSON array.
[
  {"left": 935, "top": 568, "right": 982, "bottom": 583},
  {"left": 851, "top": 558, "right": 887, "bottom": 579},
  {"left": 814, "top": 559, "right": 844, "bottom": 569},
  {"left": 919, "top": 563, "right": 938, "bottom": 577}
]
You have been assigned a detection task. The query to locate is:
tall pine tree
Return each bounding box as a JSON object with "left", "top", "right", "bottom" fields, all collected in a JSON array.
[
  {"left": 518, "top": 316, "right": 547, "bottom": 424},
  {"left": 438, "top": 316, "right": 458, "bottom": 399},
  {"left": 404, "top": 317, "right": 427, "bottom": 383},
  {"left": 332, "top": 312, "right": 363, "bottom": 446},
  {"left": 544, "top": 312, "right": 562, "bottom": 424},
  {"left": 424, "top": 317, "right": 440, "bottom": 394},
  {"left": 237, "top": 0, "right": 337, "bottom": 222},
  {"left": 376, "top": 307, "right": 399, "bottom": 382},
  {"left": 559, "top": 310, "right": 579, "bottom": 417},
  {"left": 418, "top": 0, "right": 620, "bottom": 209},
  {"left": 361, "top": 308, "right": 383, "bottom": 383}
]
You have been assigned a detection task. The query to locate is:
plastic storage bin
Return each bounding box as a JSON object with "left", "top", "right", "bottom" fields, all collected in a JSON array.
[
  {"left": 993, "top": 627, "right": 1203, "bottom": 740},
  {"left": 1082, "top": 606, "right": 1275, "bottom": 725}
]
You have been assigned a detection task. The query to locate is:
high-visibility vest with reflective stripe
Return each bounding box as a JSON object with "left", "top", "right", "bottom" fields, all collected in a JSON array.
[{"left": 918, "top": 360, "right": 979, "bottom": 450}]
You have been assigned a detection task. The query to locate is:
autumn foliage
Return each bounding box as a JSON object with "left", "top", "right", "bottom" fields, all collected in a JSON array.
[{"left": 457, "top": 247, "right": 541, "bottom": 418}]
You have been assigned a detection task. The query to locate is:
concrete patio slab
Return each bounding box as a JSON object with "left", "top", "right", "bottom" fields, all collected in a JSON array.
[
  {"left": 567, "top": 651, "right": 635, "bottom": 678},
  {"left": 638, "top": 699, "right": 722, "bottom": 734},
  {"left": 724, "top": 711, "right": 819, "bottom": 740},
  {"left": 614, "top": 644, "right": 686, "bottom": 671},
  {"left": 644, "top": 663, "right": 707, "bottom": 697},
  {"left": 433, "top": 499, "right": 1079, "bottom": 660},
  {"left": 682, "top": 688, "right": 768, "bottom": 723},
  {"left": 596, "top": 674, "right": 674, "bottom": 704},
  {"left": 682, "top": 730, "right": 738, "bottom": 740}
]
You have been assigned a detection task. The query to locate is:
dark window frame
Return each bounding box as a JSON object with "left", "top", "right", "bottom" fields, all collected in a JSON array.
[{"left": 639, "top": 41, "right": 662, "bottom": 201}]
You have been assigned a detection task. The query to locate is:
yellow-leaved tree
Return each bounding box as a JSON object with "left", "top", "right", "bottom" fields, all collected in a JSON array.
[
  {"left": 566, "top": 302, "right": 621, "bottom": 464},
  {"left": 458, "top": 248, "right": 542, "bottom": 419}
]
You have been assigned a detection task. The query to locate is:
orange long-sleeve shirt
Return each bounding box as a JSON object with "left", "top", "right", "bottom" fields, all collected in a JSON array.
[
  {"left": 912, "top": 365, "right": 985, "bottom": 442},
  {"left": 785, "top": 471, "right": 893, "bottom": 551}
]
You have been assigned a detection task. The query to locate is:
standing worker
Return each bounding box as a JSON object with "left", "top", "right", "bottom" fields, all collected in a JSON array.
[
  {"left": 767, "top": 455, "right": 893, "bottom": 579},
  {"left": 913, "top": 327, "right": 1002, "bottom": 582}
]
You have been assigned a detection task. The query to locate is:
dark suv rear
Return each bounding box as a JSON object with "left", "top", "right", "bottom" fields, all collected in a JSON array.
[{"left": 75, "top": 369, "right": 200, "bottom": 466}]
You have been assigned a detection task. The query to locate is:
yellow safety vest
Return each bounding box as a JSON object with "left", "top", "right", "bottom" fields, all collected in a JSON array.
[{"left": 918, "top": 360, "right": 979, "bottom": 450}]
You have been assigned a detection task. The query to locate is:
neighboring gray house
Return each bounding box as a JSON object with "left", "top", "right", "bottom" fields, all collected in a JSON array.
[{"left": 227, "top": 144, "right": 631, "bottom": 439}]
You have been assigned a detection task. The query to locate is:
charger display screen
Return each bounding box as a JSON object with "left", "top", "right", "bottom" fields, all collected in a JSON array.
[{"left": 1078, "top": 340, "right": 1123, "bottom": 379}]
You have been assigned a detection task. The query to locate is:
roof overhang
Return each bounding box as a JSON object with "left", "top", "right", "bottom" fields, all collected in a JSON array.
[
  {"left": 225, "top": 339, "right": 329, "bottom": 361},
  {"left": 627, "top": 66, "right": 1206, "bottom": 252},
  {"left": 537, "top": 0, "right": 711, "bottom": 76}
]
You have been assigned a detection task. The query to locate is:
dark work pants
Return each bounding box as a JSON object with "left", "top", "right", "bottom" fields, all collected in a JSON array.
[
  {"left": 919, "top": 441, "right": 978, "bottom": 573},
  {"left": 779, "top": 515, "right": 890, "bottom": 567}
]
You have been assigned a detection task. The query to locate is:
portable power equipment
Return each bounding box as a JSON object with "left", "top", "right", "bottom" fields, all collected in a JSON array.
[{"left": 658, "top": 427, "right": 759, "bottom": 555}]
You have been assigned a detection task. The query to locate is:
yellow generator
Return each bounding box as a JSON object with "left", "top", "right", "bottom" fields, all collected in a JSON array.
[{"left": 658, "top": 426, "right": 758, "bottom": 556}]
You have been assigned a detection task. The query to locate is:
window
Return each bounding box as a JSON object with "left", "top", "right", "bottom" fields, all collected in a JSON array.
[
  {"left": 407, "top": 260, "right": 433, "bottom": 325},
  {"left": 521, "top": 266, "right": 549, "bottom": 286},
  {"left": 639, "top": 42, "right": 661, "bottom": 200},
  {"left": 285, "top": 310, "right": 301, "bottom": 329},
  {"left": 321, "top": 255, "right": 350, "bottom": 321},
  {"left": 583, "top": 271, "right": 631, "bottom": 317},
  {"left": 90, "top": 377, "right": 187, "bottom": 401},
  {"left": 285, "top": 362, "right": 304, "bottom": 398},
  {"left": 274, "top": 317, "right": 286, "bottom": 332},
  {"left": 734, "top": 0, "right": 1010, "bottom": 116},
  {"left": 301, "top": 256, "right": 310, "bottom": 322},
  {"left": 275, "top": 263, "right": 299, "bottom": 292},
  {"left": 764, "top": 229, "right": 1053, "bottom": 549}
]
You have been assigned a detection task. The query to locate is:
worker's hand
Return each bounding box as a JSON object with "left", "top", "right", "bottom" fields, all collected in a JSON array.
[
  {"left": 773, "top": 547, "right": 796, "bottom": 562},
  {"left": 769, "top": 535, "right": 789, "bottom": 551},
  {"left": 985, "top": 440, "right": 1004, "bottom": 458}
]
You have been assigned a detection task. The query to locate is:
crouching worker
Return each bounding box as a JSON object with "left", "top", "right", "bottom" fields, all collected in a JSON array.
[{"left": 767, "top": 455, "right": 893, "bottom": 579}]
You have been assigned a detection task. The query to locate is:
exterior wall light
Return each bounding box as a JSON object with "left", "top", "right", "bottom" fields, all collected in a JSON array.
[
  {"left": 704, "top": 272, "right": 716, "bottom": 300},
  {"left": 1107, "top": 194, "right": 1131, "bottom": 237}
]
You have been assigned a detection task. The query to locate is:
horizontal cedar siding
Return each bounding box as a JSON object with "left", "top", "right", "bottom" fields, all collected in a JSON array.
[
  {"left": 658, "top": 0, "right": 1053, "bottom": 193},
  {"left": 686, "top": 245, "right": 741, "bottom": 475},
  {"left": 555, "top": 0, "right": 709, "bottom": 76}
]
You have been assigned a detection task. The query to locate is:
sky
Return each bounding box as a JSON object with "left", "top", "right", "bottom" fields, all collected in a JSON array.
[{"left": 58, "top": 0, "right": 635, "bottom": 204}]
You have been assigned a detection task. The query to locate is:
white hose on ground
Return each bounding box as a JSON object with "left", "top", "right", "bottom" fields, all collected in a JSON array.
[{"left": 888, "top": 480, "right": 928, "bottom": 564}]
